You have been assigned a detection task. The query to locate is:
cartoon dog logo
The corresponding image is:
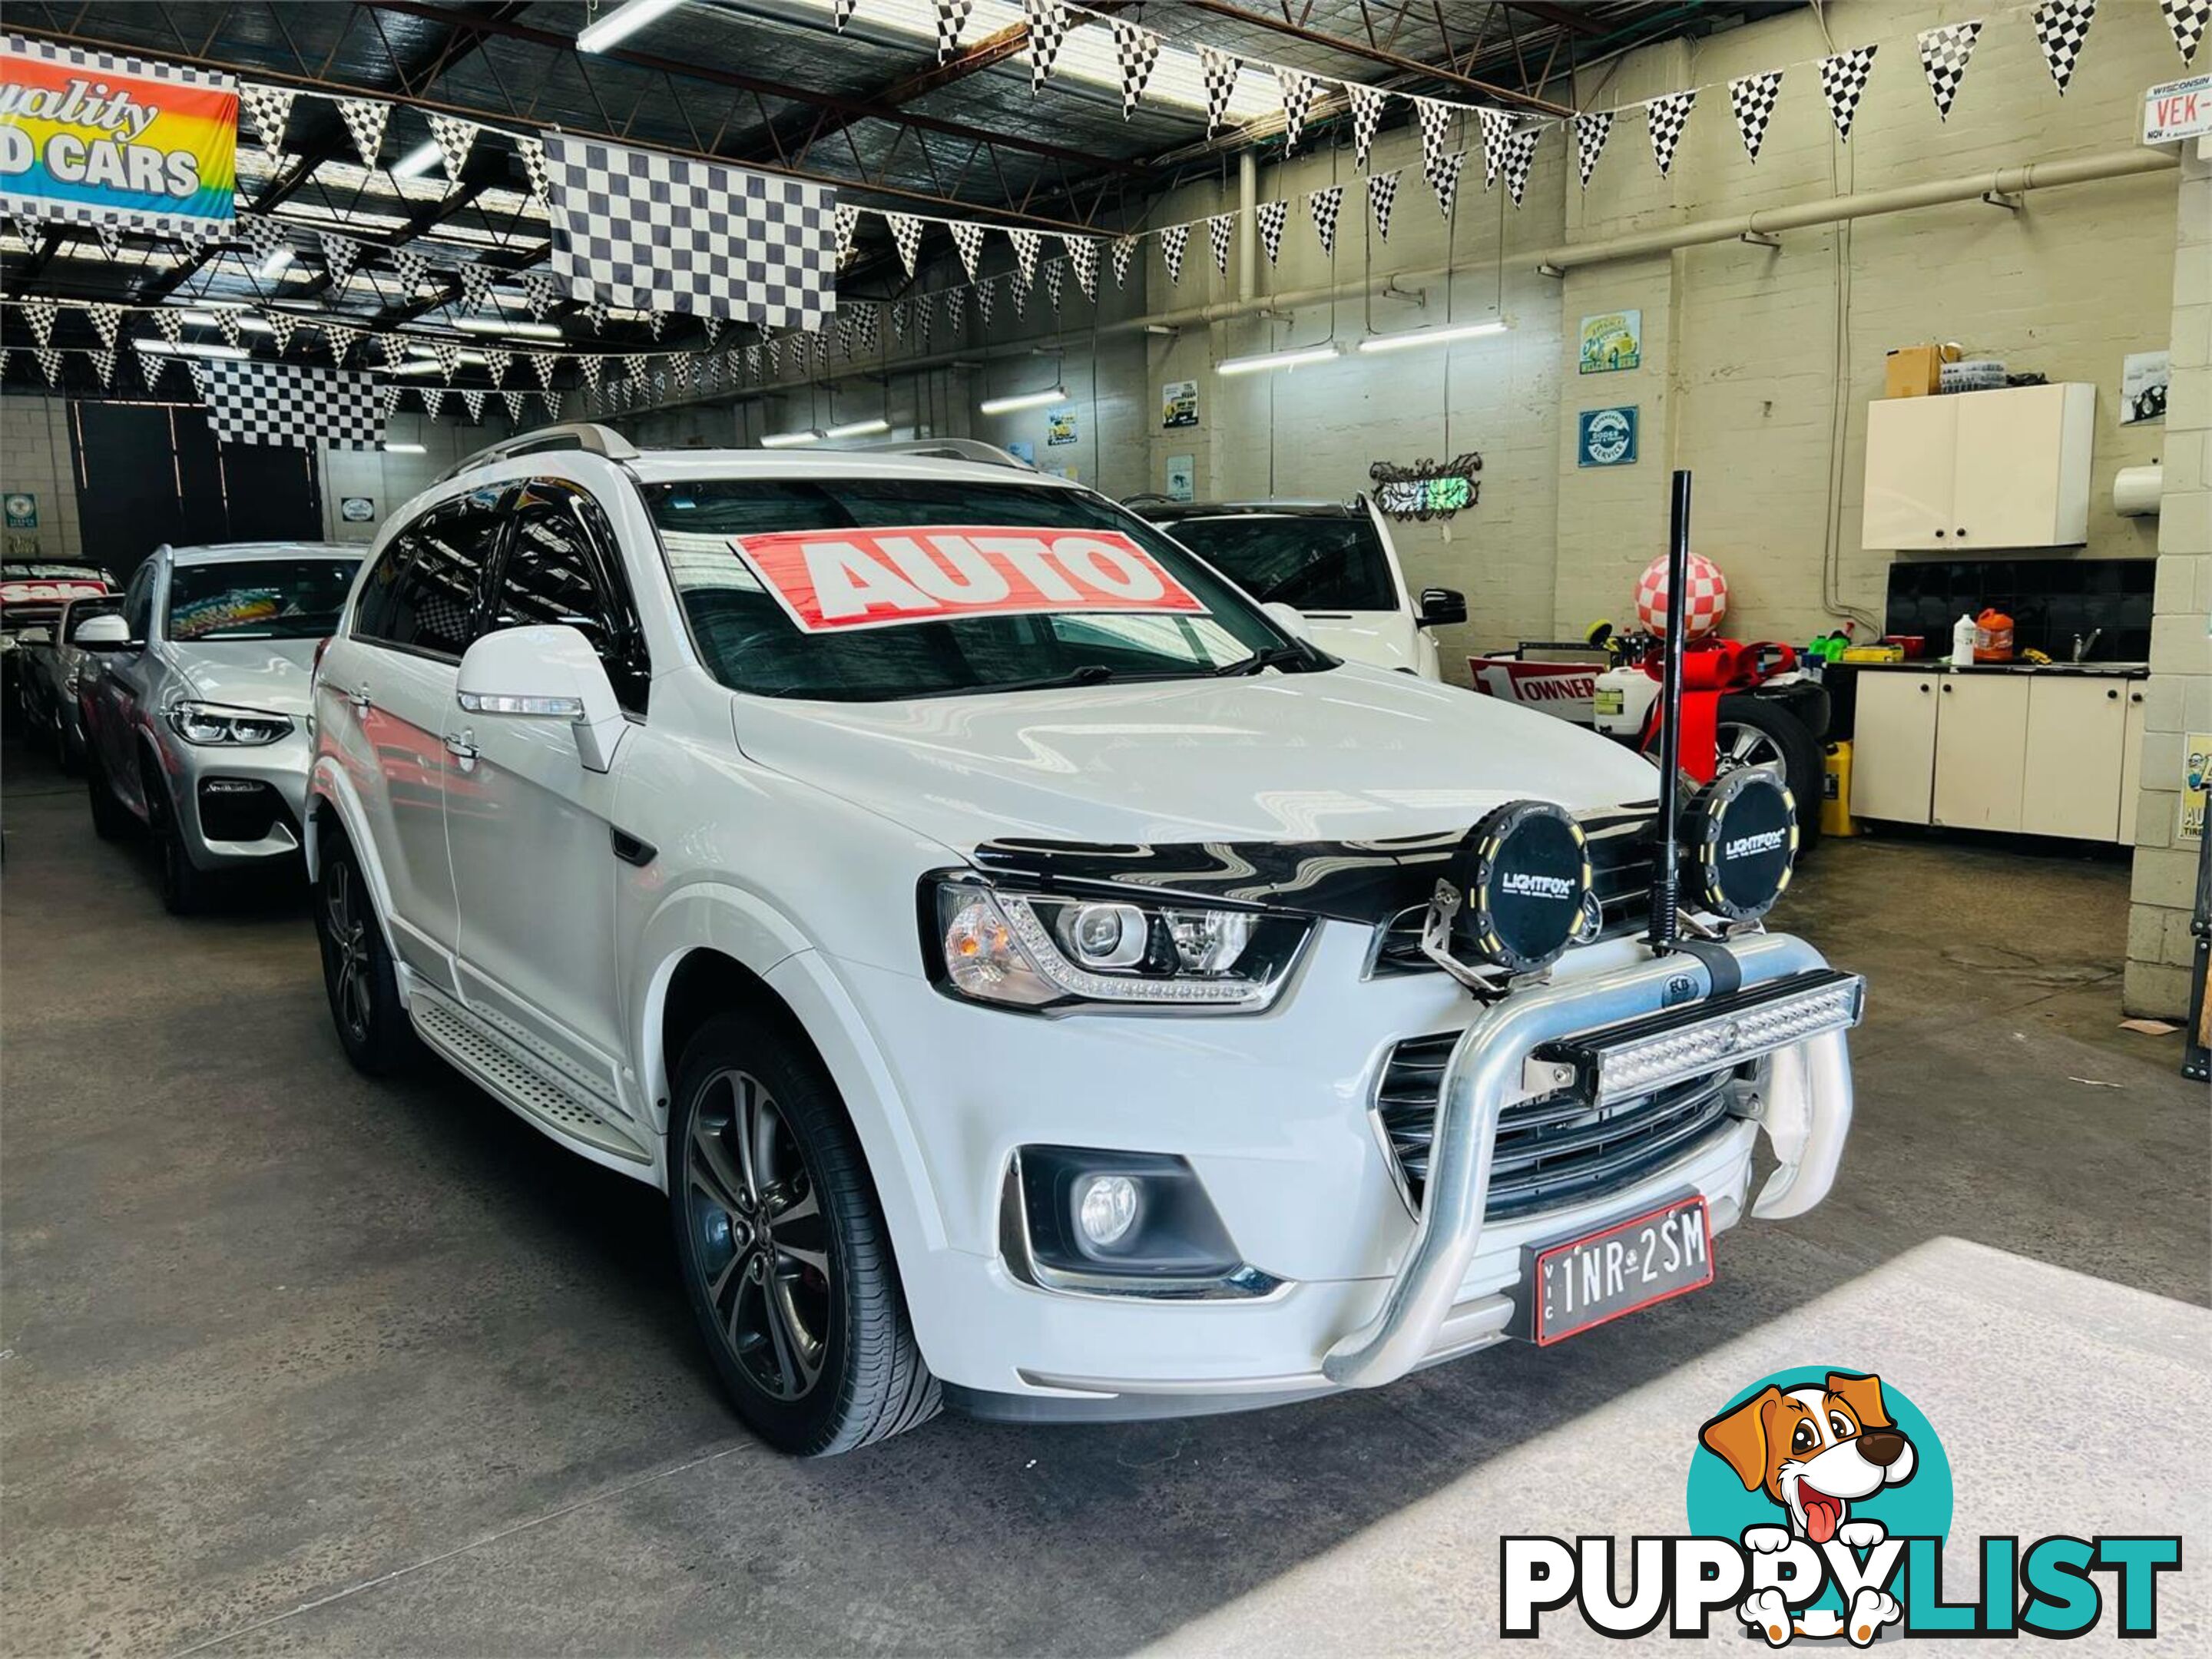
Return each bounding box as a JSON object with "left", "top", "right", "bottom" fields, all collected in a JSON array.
[{"left": 1700, "top": 1371, "right": 1916, "bottom": 1644}]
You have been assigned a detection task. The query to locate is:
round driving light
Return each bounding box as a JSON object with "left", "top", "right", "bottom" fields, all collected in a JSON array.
[
  {"left": 1058, "top": 900, "right": 1148, "bottom": 969},
  {"left": 1682, "top": 767, "right": 1798, "bottom": 921},
  {"left": 1075, "top": 1174, "right": 1140, "bottom": 1249},
  {"left": 1449, "top": 800, "right": 1592, "bottom": 975}
]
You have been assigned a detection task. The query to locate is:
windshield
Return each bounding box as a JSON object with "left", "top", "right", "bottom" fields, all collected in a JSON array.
[
  {"left": 646, "top": 478, "right": 1303, "bottom": 701},
  {"left": 1164, "top": 513, "right": 1399, "bottom": 612},
  {"left": 164, "top": 558, "right": 359, "bottom": 642}
]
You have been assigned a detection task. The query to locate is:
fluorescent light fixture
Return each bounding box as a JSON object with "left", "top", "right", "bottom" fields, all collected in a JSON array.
[
  {"left": 382, "top": 441, "right": 428, "bottom": 454},
  {"left": 454, "top": 317, "right": 562, "bottom": 339},
  {"left": 1356, "top": 318, "right": 1510, "bottom": 354},
  {"left": 234, "top": 315, "right": 275, "bottom": 334},
  {"left": 389, "top": 140, "right": 442, "bottom": 180},
  {"left": 760, "top": 428, "right": 826, "bottom": 449},
  {"left": 387, "top": 359, "right": 440, "bottom": 376},
  {"left": 134, "top": 339, "right": 250, "bottom": 360},
  {"left": 1216, "top": 343, "right": 1343, "bottom": 376},
  {"left": 978, "top": 386, "right": 1067, "bottom": 416},
  {"left": 180, "top": 309, "right": 221, "bottom": 326},
  {"left": 577, "top": 0, "right": 684, "bottom": 52},
  {"left": 826, "top": 417, "right": 890, "bottom": 439},
  {"left": 257, "top": 247, "right": 294, "bottom": 280},
  {"left": 405, "top": 344, "right": 489, "bottom": 365}
]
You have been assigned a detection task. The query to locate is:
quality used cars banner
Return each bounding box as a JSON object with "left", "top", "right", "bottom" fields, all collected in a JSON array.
[{"left": 0, "top": 34, "right": 236, "bottom": 233}]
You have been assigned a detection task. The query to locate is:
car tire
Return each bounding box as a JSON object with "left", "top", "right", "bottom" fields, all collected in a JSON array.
[
  {"left": 668, "top": 1012, "right": 939, "bottom": 1457},
  {"left": 313, "top": 833, "right": 422, "bottom": 1077},
  {"left": 86, "top": 752, "right": 131, "bottom": 841},
  {"left": 141, "top": 757, "right": 214, "bottom": 915},
  {"left": 1715, "top": 694, "right": 1823, "bottom": 856}
]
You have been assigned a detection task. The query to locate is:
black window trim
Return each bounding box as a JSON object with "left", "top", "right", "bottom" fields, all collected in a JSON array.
[
  {"left": 487, "top": 475, "right": 653, "bottom": 717},
  {"left": 349, "top": 482, "right": 516, "bottom": 664}
]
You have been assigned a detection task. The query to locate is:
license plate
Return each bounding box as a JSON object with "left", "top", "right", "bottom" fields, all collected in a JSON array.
[{"left": 1522, "top": 1194, "right": 1712, "bottom": 1346}]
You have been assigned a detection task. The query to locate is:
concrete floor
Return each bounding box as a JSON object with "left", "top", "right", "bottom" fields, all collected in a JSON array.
[{"left": 3, "top": 743, "right": 2206, "bottom": 1656}]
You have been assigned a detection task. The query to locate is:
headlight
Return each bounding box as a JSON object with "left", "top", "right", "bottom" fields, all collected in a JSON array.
[
  {"left": 1440, "top": 799, "right": 1594, "bottom": 975},
  {"left": 926, "top": 877, "right": 1310, "bottom": 1013},
  {"left": 1681, "top": 767, "right": 1797, "bottom": 921},
  {"left": 165, "top": 700, "right": 293, "bottom": 746}
]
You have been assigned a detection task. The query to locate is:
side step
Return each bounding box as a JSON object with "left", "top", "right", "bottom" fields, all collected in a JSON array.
[{"left": 412, "top": 993, "right": 652, "bottom": 1166}]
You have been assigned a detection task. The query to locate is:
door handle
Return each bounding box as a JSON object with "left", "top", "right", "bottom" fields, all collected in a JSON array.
[
  {"left": 443, "top": 729, "right": 478, "bottom": 771},
  {"left": 349, "top": 684, "right": 372, "bottom": 713}
]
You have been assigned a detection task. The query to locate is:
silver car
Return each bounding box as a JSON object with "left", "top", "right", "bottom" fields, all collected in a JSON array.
[{"left": 79, "top": 541, "right": 360, "bottom": 912}]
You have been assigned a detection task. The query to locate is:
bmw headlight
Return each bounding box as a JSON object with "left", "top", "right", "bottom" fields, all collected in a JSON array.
[
  {"left": 165, "top": 700, "right": 293, "bottom": 747},
  {"left": 926, "top": 876, "right": 1310, "bottom": 1013}
]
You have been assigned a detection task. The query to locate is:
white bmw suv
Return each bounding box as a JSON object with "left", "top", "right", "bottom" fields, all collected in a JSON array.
[{"left": 308, "top": 425, "right": 1861, "bottom": 1456}]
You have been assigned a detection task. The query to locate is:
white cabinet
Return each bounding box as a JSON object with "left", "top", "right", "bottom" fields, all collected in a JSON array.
[
  {"left": 1851, "top": 671, "right": 1939, "bottom": 824},
  {"left": 1861, "top": 384, "right": 2095, "bottom": 551},
  {"left": 2118, "top": 685, "right": 2150, "bottom": 845},
  {"left": 1932, "top": 676, "right": 2031, "bottom": 832},
  {"left": 2021, "top": 677, "right": 2127, "bottom": 841}
]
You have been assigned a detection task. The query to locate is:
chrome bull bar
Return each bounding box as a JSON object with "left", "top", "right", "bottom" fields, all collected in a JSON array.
[{"left": 1321, "top": 932, "right": 1859, "bottom": 1389}]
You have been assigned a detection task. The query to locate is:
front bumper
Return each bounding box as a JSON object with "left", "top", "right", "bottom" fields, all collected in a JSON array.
[{"left": 167, "top": 728, "right": 313, "bottom": 870}]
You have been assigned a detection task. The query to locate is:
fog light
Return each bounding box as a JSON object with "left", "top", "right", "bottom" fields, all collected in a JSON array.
[{"left": 1076, "top": 1174, "right": 1140, "bottom": 1248}]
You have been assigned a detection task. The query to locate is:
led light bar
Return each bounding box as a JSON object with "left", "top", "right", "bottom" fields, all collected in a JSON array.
[
  {"left": 979, "top": 386, "right": 1066, "bottom": 416},
  {"left": 1356, "top": 318, "right": 1510, "bottom": 354},
  {"left": 1216, "top": 343, "right": 1342, "bottom": 376},
  {"left": 1531, "top": 969, "right": 1865, "bottom": 1104},
  {"left": 577, "top": 0, "right": 684, "bottom": 53}
]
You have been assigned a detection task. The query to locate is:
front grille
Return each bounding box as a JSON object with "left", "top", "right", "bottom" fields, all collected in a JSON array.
[
  {"left": 1374, "top": 1031, "right": 1737, "bottom": 1220},
  {"left": 1369, "top": 813, "right": 1655, "bottom": 976}
]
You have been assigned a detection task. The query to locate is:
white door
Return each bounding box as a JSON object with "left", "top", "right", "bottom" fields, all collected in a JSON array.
[
  {"left": 1849, "top": 672, "right": 1939, "bottom": 824},
  {"left": 1949, "top": 386, "right": 2074, "bottom": 551},
  {"left": 446, "top": 481, "right": 647, "bottom": 1114},
  {"left": 1861, "top": 397, "right": 1957, "bottom": 551},
  {"left": 2022, "top": 676, "right": 2127, "bottom": 841},
  {"left": 1932, "top": 675, "right": 2030, "bottom": 832}
]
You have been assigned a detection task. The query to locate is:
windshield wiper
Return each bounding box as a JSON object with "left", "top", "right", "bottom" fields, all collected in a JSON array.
[{"left": 1214, "top": 641, "right": 1324, "bottom": 677}]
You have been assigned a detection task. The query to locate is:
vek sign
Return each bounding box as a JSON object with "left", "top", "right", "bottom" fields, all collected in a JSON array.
[{"left": 2143, "top": 73, "right": 2212, "bottom": 145}]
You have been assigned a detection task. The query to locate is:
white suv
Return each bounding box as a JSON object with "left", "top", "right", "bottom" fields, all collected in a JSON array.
[{"left": 308, "top": 426, "right": 1860, "bottom": 1456}]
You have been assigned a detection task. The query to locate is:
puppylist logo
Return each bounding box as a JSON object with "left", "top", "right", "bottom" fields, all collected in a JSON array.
[{"left": 1501, "top": 1369, "right": 2181, "bottom": 1643}]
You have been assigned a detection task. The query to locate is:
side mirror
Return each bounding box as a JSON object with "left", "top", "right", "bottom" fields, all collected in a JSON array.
[
  {"left": 1417, "top": 587, "right": 1469, "bottom": 629},
  {"left": 74, "top": 614, "right": 134, "bottom": 650},
  {"left": 16, "top": 627, "right": 51, "bottom": 646},
  {"left": 456, "top": 623, "right": 627, "bottom": 773},
  {"left": 1261, "top": 601, "right": 1313, "bottom": 642}
]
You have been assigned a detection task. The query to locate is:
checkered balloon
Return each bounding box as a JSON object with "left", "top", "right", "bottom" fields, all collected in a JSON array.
[
  {"left": 1025, "top": 0, "right": 1071, "bottom": 92},
  {"left": 1109, "top": 20, "right": 1159, "bottom": 118},
  {"left": 1645, "top": 90, "right": 1695, "bottom": 177},
  {"left": 1198, "top": 45, "right": 1240, "bottom": 136},
  {"left": 1368, "top": 171, "right": 1399, "bottom": 241},
  {"left": 1347, "top": 84, "right": 1386, "bottom": 169},
  {"left": 1254, "top": 200, "right": 1287, "bottom": 266},
  {"left": 2032, "top": 0, "right": 2098, "bottom": 93},
  {"left": 1574, "top": 111, "right": 1612, "bottom": 190},
  {"left": 1729, "top": 70, "right": 1784, "bottom": 163},
  {"left": 1309, "top": 184, "right": 1343, "bottom": 257},
  {"left": 2161, "top": 0, "right": 2209, "bottom": 63},
  {"left": 1635, "top": 551, "right": 1729, "bottom": 639},
  {"left": 1819, "top": 46, "right": 1878, "bottom": 140},
  {"left": 1916, "top": 22, "right": 1980, "bottom": 120}
]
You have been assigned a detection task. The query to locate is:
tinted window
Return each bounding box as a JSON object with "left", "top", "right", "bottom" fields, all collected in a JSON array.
[
  {"left": 1164, "top": 514, "right": 1399, "bottom": 612},
  {"left": 494, "top": 482, "right": 648, "bottom": 714},
  {"left": 350, "top": 538, "right": 411, "bottom": 642},
  {"left": 644, "top": 478, "right": 1296, "bottom": 702},
  {"left": 363, "top": 489, "right": 505, "bottom": 657},
  {"left": 165, "top": 558, "right": 359, "bottom": 641}
]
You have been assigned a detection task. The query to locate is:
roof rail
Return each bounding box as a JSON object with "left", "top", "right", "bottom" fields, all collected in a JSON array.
[
  {"left": 854, "top": 437, "right": 1035, "bottom": 470},
  {"left": 435, "top": 422, "right": 641, "bottom": 483}
]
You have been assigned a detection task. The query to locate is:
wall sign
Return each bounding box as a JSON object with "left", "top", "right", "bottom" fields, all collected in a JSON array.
[
  {"left": 2183, "top": 732, "right": 2210, "bottom": 846},
  {"left": 1369, "top": 453, "right": 1482, "bottom": 520},
  {"left": 1577, "top": 406, "right": 1639, "bottom": 468},
  {"left": 1045, "top": 406, "right": 1078, "bottom": 446},
  {"left": 1578, "top": 310, "right": 1641, "bottom": 375},
  {"left": 2121, "top": 351, "right": 2168, "bottom": 426},
  {"left": 1164, "top": 455, "right": 1195, "bottom": 502},
  {"left": 1005, "top": 440, "right": 1035, "bottom": 465},
  {"left": 1161, "top": 379, "right": 1198, "bottom": 429},
  {"left": 339, "top": 495, "right": 376, "bottom": 523},
  {"left": 4, "top": 492, "right": 38, "bottom": 530}
]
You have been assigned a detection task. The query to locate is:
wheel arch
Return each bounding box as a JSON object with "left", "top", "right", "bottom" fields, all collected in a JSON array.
[{"left": 305, "top": 762, "right": 406, "bottom": 957}]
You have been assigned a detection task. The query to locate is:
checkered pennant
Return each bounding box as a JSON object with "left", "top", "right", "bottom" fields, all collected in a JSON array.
[
  {"left": 699, "top": 314, "right": 724, "bottom": 348},
  {"left": 2161, "top": 0, "right": 2210, "bottom": 62},
  {"left": 419, "top": 386, "right": 447, "bottom": 420},
  {"left": 1347, "top": 83, "right": 1387, "bottom": 169},
  {"left": 427, "top": 339, "right": 463, "bottom": 380},
  {"left": 456, "top": 261, "right": 498, "bottom": 313},
  {"left": 210, "top": 310, "right": 243, "bottom": 349},
  {"left": 942, "top": 286, "right": 967, "bottom": 333},
  {"left": 2032, "top": 0, "right": 2098, "bottom": 93},
  {"left": 427, "top": 114, "right": 477, "bottom": 181},
  {"left": 1109, "top": 20, "right": 1160, "bottom": 118},
  {"left": 578, "top": 356, "right": 606, "bottom": 392},
  {"left": 856, "top": 301, "right": 879, "bottom": 353},
  {"left": 1645, "top": 89, "right": 1695, "bottom": 177},
  {"left": 546, "top": 137, "right": 837, "bottom": 330},
  {"left": 950, "top": 219, "right": 985, "bottom": 280},
  {"left": 1819, "top": 45, "right": 1879, "bottom": 138},
  {"left": 1729, "top": 70, "right": 1784, "bottom": 163},
  {"left": 529, "top": 351, "right": 560, "bottom": 389},
  {"left": 727, "top": 344, "right": 750, "bottom": 383},
  {"left": 1477, "top": 108, "right": 1514, "bottom": 189},
  {"left": 321, "top": 232, "right": 363, "bottom": 286},
  {"left": 1574, "top": 112, "right": 1612, "bottom": 190},
  {"left": 1042, "top": 260, "right": 1065, "bottom": 313},
  {"left": 1063, "top": 235, "right": 1098, "bottom": 300},
  {"left": 379, "top": 333, "right": 409, "bottom": 371},
  {"left": 375, "top": 381, "right": 402, "bottom": 421},
  {"left": 1499, "top": 128, "right": 1539, "bottom": 207},
  {"left": 914, "top": 297, "right": 932, "bottom": 348},
  {"left": 1006, "top": 226, "right": 1041, "bottom": 286},
  {"left": 461, "top": 389, "right": 488, "bottom": 423},
  {"left": 1368, "top": 171, "right": 1399, "bottom": 241},
  {"left": 891, "top": 300, "right": 911, "bottom": 345},
  {"left": 480, "top": 347, "right": 512, "bottom": 385},
  {"left": 85, "top": 303, "right": 121, "bottom": 349},
  {"left": 264, "top": 311, "right": 298, "bottom": 353},
  {"left": 1206, "top": 213, "right": 1234, "bottom": 277},
  {"left": 136, "top": 343, "right": 169, "bottom": 390},
  {"left": 1197, "top": 46, "right": 1240, "bottom": 136},
  {"left": 579, "top": 296, "right": 610, "bottom": 329},
  {"left": 1274, "top": 66, "right": 1318, "bottom": 153},
  {"left": 1253, "top": 200, "right": 1287, "bottom": 265},
  {"left": 1009, "top": 265, "right": 1031, "bottom": 317},
  {"left": 336, "top": 99, "right": 390, "bottom": 169},
  {"left": 516, "top": 137, "right": 551, "bottom": 206},
  {"left": 1414, "top": 98, "right": 1455, "bottom": 180},
  {"left": 1429, "top": 151, "right": 1468, "bottom": 216},
  {"left": 1916, "top": 22, "right": 1980, "bottom": 120},
  {"left": 392, "top": 247, "right": 429, "bottom": 295},
  {"left": 886, "top": 213, "right": 925, "bottom": 278},
  {"left": 646, "top": 310, "right": 671, "bottom": 340},
  {"left": 833, "top": 0, "right": 857, "bottom": 29},
  {"left": 974, "top": 276, "right": 995, "bottom": 324},
  {"left": 194, "top": 359, "right": 386, "bottom": 450},
  {"left": 501, "top": 388, "right": 529, "bottom": 423},
  {"left": 623, "top": 351, "right": 651, "bottom": 386},
  {"left": 833, "top": 204, "right": 859, "bottom": 266},
  {"left": 151, "top": 308, "right": 184, "bottom": 344},
  {"left": 1158, "top": 223, "right": 1190, "bottom": 285},
  {"left": 1111, "top": 235, "right": 1138, "bottom": 288},
  {"left": 321, "top": 323, "right": 359, "bottom": 364},
  {"left": 35, "top": 347, "right": 62, "bottom": 387},
  {"left": 522, "top": 270, "right": 559, "bottom": 320},
  {"left": 240, "top": 84, "right": 295, "bottom": 161},
  {"left": 1025, "top": 0, "right": 1071, "bottom": 93},
  {"left": 89, "top": 346, "right": 116, "bottom": 389},
  {"left": 934, "top": 0, "right": 973, "bottom": 62},
  {"left": 835, "top": 308, "right": 858, "bottom": 358},
  {"left": 538, "top": 389, "right": 563, "bottom": 419},
  {"left": 91, "top": 223, "right": 122, "bottom": 258},
  {"left": 1308, "top": 184, "right": 1343, "bottom": 257},
  {"left": 234, "top": 213, "right": 288, "bottom": 263},
  {"left": 812, "top": 329, "right": 830, "bottom": 373}
]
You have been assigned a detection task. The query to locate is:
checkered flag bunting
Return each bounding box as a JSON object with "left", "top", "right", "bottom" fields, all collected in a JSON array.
[
  {"left": 90, "top": 346, "right": 116, "bottom": 389},
  {"left": 337, "top": 99, "right": 389, "bottom": 169},
  {"left": 1916, "top": 22, "right": 1980, "bottom": 119},
  {"left": 1306, "top": 184, "right": 1345, "bottom": 257},
  {"left": 1159, "top": 223, "right": 1190, "bottom": 284},
  {"left": 136, "top": 344, "right": 167, "bottom": 390},
  {"left": 886, "top": 212, "right": 925, "bottom": 277},
  {"left": 1645, "top": 90, "right": 1695, "bottom": 177},
  {"left": 943, "top": 286, "right": 966, "bottom": 333},
  {"left": 321, "top": 233, "right": 363, "bottom": 286},
  {"left": 1730, "top": 70, "right": 1784, "bottom": 162},
  {"left": 428, "top": 114, "right": 477, "bottom": 180},
  {"left": 1198, "top": 46, "right": 1240, "bottom": 135},
  {"left": 546, "top": 137, "right": 837, "bottom": 330},
  {"left": 517, "top": 137, "right": 551, "bottom": 205},
  {"left": 2161, "top": 0, "right": 2209, "bottom": 62},
  {"left": 1414, "top": 98, "right": 1454, "bottom": 180},
  {"left": 92, "top": 223, "right": 122, "bottom": 258},
  {"left": 1368, "top": 171, "right": 1399, "bottom": 241},
  {"left": 1109, "top": 21, "right": 1160, "bottom": 118},
  {"left": 1063, "top": 235, "right": 1098, "bottom": 300},
  {"left": 194, "top": 359, "right": 385, "bottom": 450},
  {"left": 1007, "top": 227, "right": 1041, "bottom": 286},
  {"left": 833, "top": 204, "right": 860, "bottom": 266},
  {"left": 86, "top": 303, "right": 121, "bottom": 349},
  {"left": 235, "top": 213, "right": 287, "bottom": 264},
  {"left": 522, "top": 271, "right": 559, "bottom": 320},
  {"left": 891, "top": 300, "right": 909, "bottom": 344},
  {"left": 419, "top": 386, "right": 447, "bottom": 420},
  {"left": 211, "top": 310, "right": 242, "bottom": 349},
  {"left": 935, "top": 0, "right": 974, "bottom": 63},
  {"left": 392, "top": 247, "right": 429, "bottom": 294},
  {"left": 1025, "top": 0, "right": 1071, "bottom": 92},
  {"left": 428, "top": 339, "right": 462, "bottom": 380},
  {"left": 461, "top": 389, "right": 488, "bottom": 423},
  {"left": 481, "top": 347, "right": 512, "bottom": 385},
  {"left": 528, "top": 351, "right": 559, "bottom": 389},
  {"left": 580, "top": 296, "right": 610, "bottom": 329},
  {"left": 974, "top": 277, "right": 995, "bottom": 324},
  {"left": 1817, "top": 45, "right": 1878, "bottom": 139},
  {"left": 1575, "top": 112, "right": 1612, "bottom": 190},
  {"left": 856, "top": 301, "right": 879, "bottom": 353},
  {"left": 1274, "top": 66, "right": 1318, "bottom": 152},
  {"left": 501, "top": 389, "right": 529, "bottom": 424},
  {"left": 1010, "top": 266, "right": 1031, "bottom": 317},
  {"left": 2032, "top": 0, "right": 2098, "bottom": 92},
  {"left": 1204, "top": 213, "right": 1233, "bottom": 276},
  {"left": 456, "top": 261, "right": 497, "bottom": 313},
  {"left": 263, "top": 311, "right": 297, "bottom": 353},
  {"left": 1478, "top": 108, "right": 1514, "bottom": 189},
  {"left": 1500, "top": 129, "right": 1539, "bottom": 206},
  {"left": 151, "top": 308, "right": 184, "bottom": 344},
  {"left": 240, "top": 84, "right": 294, "bottom": 161},
  {"left": 1347, "top": 84, "right": 1387, "bottom": 168},
  {"left": 833, "top": 0, "right": 858, "bottom": 28},
  {"left": 1042, "top": 260, "right": 1064, "bottom": 313},
  {"left": 1254, "top": 200, "right": 1287, "bottom": 265},
  {"left": 35, "top": 347, "right": 62, "bottom": 387},
  {"left": 950, "top": 219, "right": 985, "bottom": 280},
  {"left": 646, "top": 311, "right": 671, "bottom": 340},
  {"left": 578, "top": 355, "right": 606, "bottom": 392}
]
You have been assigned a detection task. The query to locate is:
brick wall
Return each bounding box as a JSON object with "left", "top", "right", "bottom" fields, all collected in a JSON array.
[{"left": 1, "top": 393, "right": 81, "bottom": 565}]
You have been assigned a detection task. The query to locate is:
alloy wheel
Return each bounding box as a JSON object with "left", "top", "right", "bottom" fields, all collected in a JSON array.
[
  {"left": 1715, "top": 720, "right": 1786, "bottom": 777},
  {"left": 324, "top": 859, "right": 373, "bottom": 1044}
]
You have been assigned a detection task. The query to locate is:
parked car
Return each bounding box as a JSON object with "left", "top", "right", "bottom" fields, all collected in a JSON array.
[
  {"left": 78, "top": 541, "right": 360, "bottom": 912},
  {"left": 15, "top": 592, "right": 124, "bottom": 771},
  {"left": 2, "top": 560, "right": 114, "bottom": 724},
  {"left": 1141, "top": 496, "right": 1465, "bottom": 678},
  {"left": 309, "top": 426, "right": 1860, "bottom": 1458}
]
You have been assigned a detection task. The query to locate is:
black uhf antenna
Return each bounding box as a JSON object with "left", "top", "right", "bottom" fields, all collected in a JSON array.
[{"left": 1647, "top": 469, "right": 1692, "bottom": 954}]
